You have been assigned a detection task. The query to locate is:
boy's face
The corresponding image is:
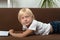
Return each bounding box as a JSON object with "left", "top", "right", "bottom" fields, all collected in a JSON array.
[{"left": 20, "top": 13, "right": 33, "bottom": 26}]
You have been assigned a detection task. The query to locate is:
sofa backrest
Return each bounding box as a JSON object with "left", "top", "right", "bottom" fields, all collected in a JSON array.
[{"left": 0, "top": 8, "right": 60, "bottom": 31}]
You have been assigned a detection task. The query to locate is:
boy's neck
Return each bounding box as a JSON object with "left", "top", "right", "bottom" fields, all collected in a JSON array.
[
  {"left": 26, "top": 24, "right": 31, "bottom": 28},
  {"left": 26, "top": 21, "right": 32, "bottom": 28}
]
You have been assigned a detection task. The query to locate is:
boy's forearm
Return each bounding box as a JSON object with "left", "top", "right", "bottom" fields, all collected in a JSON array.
[
  {"left": 10, "top": 33, "right": 24, "bottom": 38},
  {"left": 10, "top": 29, "right": 33, "bottom": 38}
]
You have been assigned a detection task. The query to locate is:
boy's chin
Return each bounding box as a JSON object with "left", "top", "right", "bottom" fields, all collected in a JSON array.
[{"left": 25, "top": 24, "right": 30, "bottom": 26}]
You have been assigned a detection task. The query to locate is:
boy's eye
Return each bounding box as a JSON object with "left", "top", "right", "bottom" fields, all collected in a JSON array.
[
  {"left": 21, "top": 17, "right": 24, "bottom": 19},
  {"left": 21, "top": 16, "right": 29, "bottom": 19}
]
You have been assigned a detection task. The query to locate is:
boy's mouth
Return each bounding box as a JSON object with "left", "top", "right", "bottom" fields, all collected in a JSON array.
[{"left": 25, "top": 21, "right": 29, "bottom": 23}]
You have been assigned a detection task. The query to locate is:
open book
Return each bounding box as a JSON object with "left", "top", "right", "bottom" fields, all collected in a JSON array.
[{"left": 0, "top": 31, "right": 9, "bottom": 36}]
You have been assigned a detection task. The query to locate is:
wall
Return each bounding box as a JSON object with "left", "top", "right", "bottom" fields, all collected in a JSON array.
[
  {"left": 0, "top": 0, "right": 12, "bottom": 8},
  {"left": 12, "top": 0, "right": 41, "bottom": 8},
  {"left": 0, "top": 0, "right": 60, "bottom": 8},
  {"left": 0, "top": 0, "right": 7, "bottom": 8}
]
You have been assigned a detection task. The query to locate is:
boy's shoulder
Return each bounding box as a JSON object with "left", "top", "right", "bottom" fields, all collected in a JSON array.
[
  {"left": 33, "top": 19, "right": 38, "bottom": 22},
  {"left": 33, "top": 19, "right": 42, "bottom": 23}
]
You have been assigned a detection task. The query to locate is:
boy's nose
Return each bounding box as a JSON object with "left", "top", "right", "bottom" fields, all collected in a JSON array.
[{"left": 24, "top": 18, "right": 27, "bottom": 21}]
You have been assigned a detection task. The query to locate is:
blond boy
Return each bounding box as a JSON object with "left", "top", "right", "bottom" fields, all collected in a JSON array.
[{"left": 9, "top": 8, "right": 60, "bottom": 38}]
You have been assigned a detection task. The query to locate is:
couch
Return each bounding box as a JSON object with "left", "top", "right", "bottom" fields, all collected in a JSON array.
[{"left": 0, "top": 8, "right": 60, "bottom": 40}]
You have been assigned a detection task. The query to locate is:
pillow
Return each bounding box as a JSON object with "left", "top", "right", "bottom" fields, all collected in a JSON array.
[{"left": 0, "top": 31, "right": 9, "bottom": 36}]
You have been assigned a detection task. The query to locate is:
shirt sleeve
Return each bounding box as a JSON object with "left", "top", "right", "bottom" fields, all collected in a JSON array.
[{"left": 28, "top": 20, "right": 38, "bottom": 31}]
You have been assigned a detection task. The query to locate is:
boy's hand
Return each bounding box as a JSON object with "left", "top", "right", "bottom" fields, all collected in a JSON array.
[
  {"left": 9, "top": 29, "right": 23, "bottom": 37},
  {"left": 9, "top": 29, "right": 14, "bottom": 34}
]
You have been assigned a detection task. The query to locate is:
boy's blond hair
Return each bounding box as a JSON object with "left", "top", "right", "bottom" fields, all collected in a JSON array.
[{"left": 18, "top": 8, "right": 35, "bottom": 21}]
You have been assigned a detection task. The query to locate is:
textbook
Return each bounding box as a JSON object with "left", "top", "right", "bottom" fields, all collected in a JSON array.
[{"left": 0, "top": 31, "right": 9, "bottom": 36}]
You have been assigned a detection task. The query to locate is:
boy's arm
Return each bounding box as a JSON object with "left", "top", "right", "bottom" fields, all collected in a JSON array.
[
  {"left": 9, "top": 29, "right": 33, "bottom": 38},
  {"left": 21, "top": 29, "right": 34, "bottom": 37}
]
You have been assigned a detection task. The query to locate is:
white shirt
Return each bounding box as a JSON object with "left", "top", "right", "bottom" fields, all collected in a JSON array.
[{"left": 22, "top": 20, "right": 51, "bottom": 35}]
